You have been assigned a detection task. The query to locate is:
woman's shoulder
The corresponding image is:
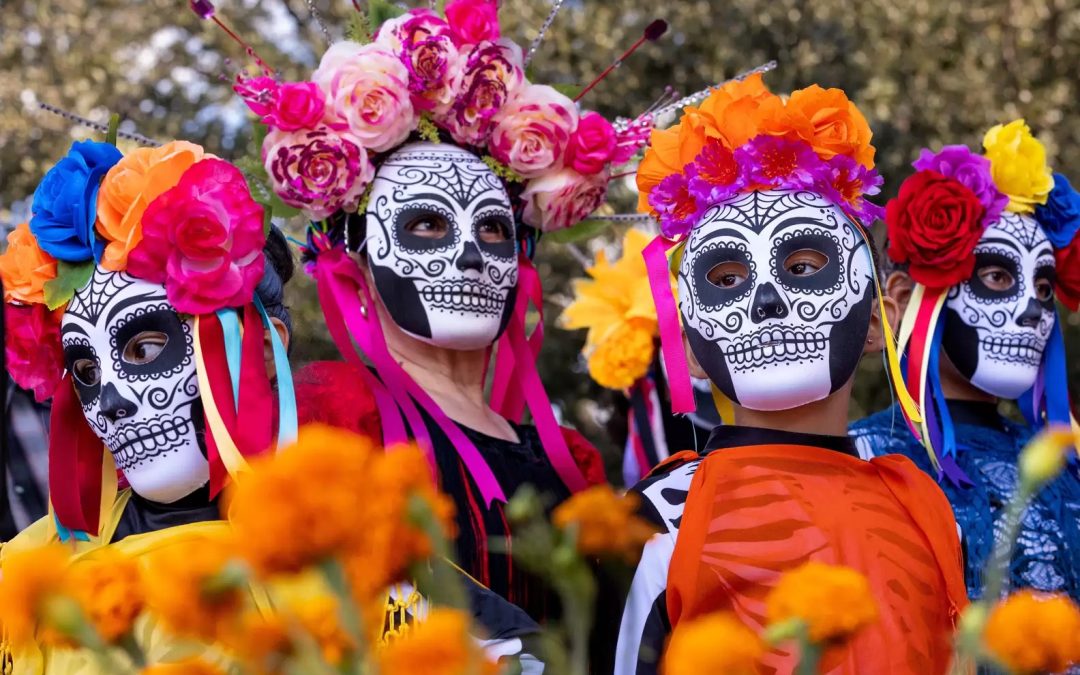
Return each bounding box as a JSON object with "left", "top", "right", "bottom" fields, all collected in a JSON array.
[{"left": 294, "top": 360, "right": 383, "bottom": 441}]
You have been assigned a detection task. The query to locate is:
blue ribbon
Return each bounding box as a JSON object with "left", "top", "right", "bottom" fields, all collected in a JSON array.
[
  {"left": 215, "top": 308, "right": 243, "bottom": 412},
  {"left": 254, "top": 296, "right": 298, "bottom": 447},
  {"left": 54, "top": 513, "right": 90, "bottom": 543}
]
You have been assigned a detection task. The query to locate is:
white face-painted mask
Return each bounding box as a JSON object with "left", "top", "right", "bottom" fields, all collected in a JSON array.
[
  {"left": 61, "top": 267, "right": 209, "bottom": 503},
  {"left": 364, "top": 142, "right": 518, "bottom": 350},
  {"left": 943, "top": 212, "right": 1056, "bottom": 399},
  {"left": 678, "top": 189, "right": 875, "bottom": 411}
]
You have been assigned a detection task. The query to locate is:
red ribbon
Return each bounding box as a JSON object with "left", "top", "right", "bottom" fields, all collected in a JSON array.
[{"left": 48, "top": 375, "right": 105, "bottom": 534}]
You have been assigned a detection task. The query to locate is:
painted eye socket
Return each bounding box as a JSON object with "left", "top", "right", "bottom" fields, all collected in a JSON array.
[
  {"left": 1035, "top": 278, "right": 1055, "bottom": 302},
  {"left": 706, "top": 261, "right": 749, "bottom": 289},
  {"left": 72, "top": 358, "right": 101, "bottom": 387},
  {"left": 405, "top": 213, "right": 451, "bottom": 239},
  {"left": 122, "top": 331, "right": 169, "bottom": 365},
  {"left": 784, "top": 249, "right": 828, "bottom": 276},
  {"left": 978, "top": 265, "right": 1015, "bottom": 292},
  {"left": 477, "top": 217, "right": 511, "bottom": 243}
]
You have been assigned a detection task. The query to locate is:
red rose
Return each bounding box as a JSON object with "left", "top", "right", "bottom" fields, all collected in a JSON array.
[
  {"left": 885, "top": 170, "right": 987, "bottom": 288},
  {"left": 5, "top": 302, "right": 64, "bottom": 403},
  {"left": 1054, "top": 238, "right": 1080, "bottom": 311}
]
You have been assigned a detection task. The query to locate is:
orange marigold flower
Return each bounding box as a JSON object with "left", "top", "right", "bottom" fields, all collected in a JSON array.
[
  {"left": 0, "top": 544, "right": 70, "bottom": 646},
  {"left": 983, "top": 590, "right": 1080, "bottom": 674},
  {"left": 0, "top": 222, "right": 57, "bottom": 305},
  {"left": 376, "top": 608, "right": 499, "bottom": 675},
  {"left": 64, "top": 549, "right": 145, "bottom": 643},
  {"left": 142, "top": 535, "right": 243, "bottom": 641},
  {"left": 776, "top": 85, "right": 875, "bottom": 168},
  {"left": 587, "top": 321, "right": 655, "bottom": 390},
  {"left": 765, "top": 561, "right": 878, "bottom": 643},
  {"left": 140, "top": 658, "right": 226, "bottom": 675},
  {"left": 96, "top": 141, "right": 206, "bottom": 271},
  {"left": 662, "top": 611, "right": 764, "bottom": 675},
  {"left": 292, "top": 596, "right": 355, "bottom": 666},
  {"left": 552, "top": 484, "right": 658, "bottom": 559},
  {"left": 218, "top": 610, "right": 292, "bottom": 668}
]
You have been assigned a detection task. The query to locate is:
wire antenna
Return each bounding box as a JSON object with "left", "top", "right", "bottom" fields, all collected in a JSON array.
[{"left": 38, "top": 103, "right": 161, "bottom": 147}]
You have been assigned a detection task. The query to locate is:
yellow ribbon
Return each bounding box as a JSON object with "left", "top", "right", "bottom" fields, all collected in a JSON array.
[{"left": 710, "top": 383, "right": 735, "bottom": 426}]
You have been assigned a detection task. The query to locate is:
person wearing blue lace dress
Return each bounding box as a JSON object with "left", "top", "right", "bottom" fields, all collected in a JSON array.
[{"left": 851, "top": 123, "right": 1080, "bottom": 602}]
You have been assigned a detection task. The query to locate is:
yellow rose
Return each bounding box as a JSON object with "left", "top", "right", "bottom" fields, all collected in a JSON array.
[{"left": 982, "top": 119, "right": 1054, "bottom": 214}]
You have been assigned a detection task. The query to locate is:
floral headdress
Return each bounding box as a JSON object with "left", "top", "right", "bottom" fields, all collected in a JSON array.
[
  {"left": 0, "top": 139, "right": 297, "bottom": 537},
  {"left": 884, "top": 119, "right": 1080, "bottom": 478},
  {"left": 636, "top": 74, "right": 916, "bottom": 425}
]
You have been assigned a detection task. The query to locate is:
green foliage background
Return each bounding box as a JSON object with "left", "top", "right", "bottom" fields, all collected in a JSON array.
[{"left": 1, "top": 0, "right": 1077, "bottom": 481}]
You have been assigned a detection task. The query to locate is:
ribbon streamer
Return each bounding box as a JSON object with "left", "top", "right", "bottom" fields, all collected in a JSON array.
[{"left": 643, "top": 236, "right": 694, "bottom": 413}]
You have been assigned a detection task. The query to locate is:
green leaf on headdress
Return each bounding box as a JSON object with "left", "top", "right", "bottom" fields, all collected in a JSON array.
[
  {"left": 106, "top": 113, "right": 120, "bottom": 146},
  {"left": 368, "top": 0, "right": 406, "bottom": 36},
  {"left": 347, "top": 11, "right": 373, "bottom": 44},
  {"left": 543, "top": 218, "right": 611, "bottom": 244},
  {"left": 551, "top": 83, "right": 582, "bottom": 99},
  {"left": 43, "top": 261, "right": 95, "bottom": 310}
]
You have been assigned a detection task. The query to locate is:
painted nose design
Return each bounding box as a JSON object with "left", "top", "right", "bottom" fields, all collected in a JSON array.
[
  {"left": 1015, "top": 297, "right": 1043, "bottom": 328},
  {"left": 750, "top": 282, "right": 789, "bottom": 324},
  {"left": 456, "top": 241, "right": 484, "bottom": 274},
  {"left": 100, "top": 382, "right": 138, "bottom": 423}
]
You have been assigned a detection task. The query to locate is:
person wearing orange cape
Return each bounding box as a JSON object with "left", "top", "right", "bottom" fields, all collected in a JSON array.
[{"left": 614, "top": 74, "right": 968, "bottom": 674}]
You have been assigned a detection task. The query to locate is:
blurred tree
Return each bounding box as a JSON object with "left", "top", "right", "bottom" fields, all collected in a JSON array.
[{"left": 1, "top": 0, "right": 1077, "bottom": 481}]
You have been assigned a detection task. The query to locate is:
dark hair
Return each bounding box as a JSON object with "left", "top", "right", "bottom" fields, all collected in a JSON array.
[{"left": 256, "top": 224, "right": 295, "bottom": 340}]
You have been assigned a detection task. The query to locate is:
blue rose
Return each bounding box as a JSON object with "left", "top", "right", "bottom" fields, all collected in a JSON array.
[
  {"left": 30, "top": 140, "right": 122, "bottom": 262},
  {"left": 1035, "top": 172, "right": 1080, "bottom": 249}
]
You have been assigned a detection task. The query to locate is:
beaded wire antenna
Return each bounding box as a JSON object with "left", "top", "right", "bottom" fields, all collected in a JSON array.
[{"left": 38, "top": 102, "right": 161, "bottom": 147}]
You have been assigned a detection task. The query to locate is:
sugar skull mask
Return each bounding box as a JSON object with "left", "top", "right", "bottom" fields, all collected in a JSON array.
[
  {"left": 364, "top": 142, "right": 518, "bottom": 351},
  {"left": 61, "top": 267, "right": 208, "bottom": 503},
  {"left": 942, "top": 213, "right": 1056, "bottom": 399},
  {"left": 678, "top": 190, "right": 875, "bottom": 411}
]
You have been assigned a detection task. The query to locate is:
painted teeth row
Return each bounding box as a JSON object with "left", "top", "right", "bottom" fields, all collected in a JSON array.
[{"left": 727, "top": 340, "right": 824, "bottom": 364}]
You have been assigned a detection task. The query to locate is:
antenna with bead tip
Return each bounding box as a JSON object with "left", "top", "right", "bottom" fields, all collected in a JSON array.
[
  {"left": 574, "top": 19, "right": 668, "bottom": 103},
  {"left": 523, "top": 0, "right": 566, "bottom": 68},
  {"left": 189, "top": 0, "right": 274, "bottom": 75},
  {"left": 38, "top": 103, "right": 161, "bottom": 146}
]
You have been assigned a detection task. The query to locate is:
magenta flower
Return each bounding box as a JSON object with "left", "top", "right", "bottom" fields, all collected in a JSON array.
[
  {"left": 649, "top": 172, "right": 701, "bottom": 239},
  {"left": 566, "top": 112, "right": 617, "bottom": 176},
  {"left": 262, "top": 81, "right": 325, "bottom": 131},
  {"left": 687, "top": 139, "right": 742, "bottom": 209},
  {"left": 128, "top": 159, "right": 266, "bottom": 315},
  {"left": 913, "top": 145, "right": 1008, "bottom": 225},
  {"left": 5, "top": 302, "right": 64, "bottom": 403},
  {"left": 445, "top": 0, "right": 501, "bottom": 46},
  {"left": 234, "top": 75, "right": 279, "bottom": 118},
  {"left": 735, "top": 135, "right": 825, "bottom": 190}
]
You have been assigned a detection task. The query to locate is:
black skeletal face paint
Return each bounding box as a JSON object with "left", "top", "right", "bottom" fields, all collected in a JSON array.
[
  {"left": 365, "top": 142, "right": 518, "bottom": 350},
  {"left": 678, "top": 190, "right": 874, "bottom": 411},
  {"left": 943, "top": 213, "right": 1056, "bottom": 399},
  {"left": 61, "top": 267, "right": 207, "bottom": 503}
]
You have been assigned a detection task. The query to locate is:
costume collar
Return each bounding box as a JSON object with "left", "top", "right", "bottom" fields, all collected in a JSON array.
[{"left": 704, "top": 424, "right": 860, "bottom": 459}]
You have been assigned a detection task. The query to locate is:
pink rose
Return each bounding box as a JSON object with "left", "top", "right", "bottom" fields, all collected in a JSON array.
[
  {"left": 375, "top": 9, "right": 450, "bottom": 51},
  {"left": 128, "top": 159, "right": 267, "bottom": 314},
  {"left": 313, "top": 42, "right": 416, "bottom": 152},
  {"left": 387, "top": 13, "right": 463, "bottom": 114},
  {"left": 263, "top": 81, "right": 325, "bottom": 131},
  {"left": 234, "top": 75, "right": 279, "bottom": 117},
  {"left": 262, "top": 126, "right": 374, "bottom": 222},
  {"left": 438, "top": 39, "right": 524, "bottom": 146},
  {"left": 489, "top": 84, "right": 578, "bottom": 178},
  {"left": 5, "top": 302, "right": 64, "bottom": 403},
  {"left": 521, "top": 168, "right": 609, "bottom": 232},
  {"left": 565, "top": 111, "right": 616, "bottom": 175},
  {"left": 445, "top": 0, "right": 500, "bottom": 45}
]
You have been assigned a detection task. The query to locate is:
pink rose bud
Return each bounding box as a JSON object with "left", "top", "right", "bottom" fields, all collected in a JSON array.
[
  {"left": 565, "top": 111, "right": 616, "bottom": 175},
  {"left": 445, "top": 0, "right": 501, "bottom": 46},
  {"left": 264, "top": 81, "right": 325, "bottom": 131}
]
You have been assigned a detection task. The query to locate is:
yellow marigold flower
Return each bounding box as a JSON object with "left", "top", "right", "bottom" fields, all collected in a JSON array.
[
  {"left": 662, "top": 611, "right": 764, "bottom": 675},
  {"left": 552, "top": 485, "right": 658, "bottom": 559},
  {"left": 0, "top": 544, "right": 70, "bottom": 646},
  {"left": 983, "top": 590, "right": 1080, "bottom": 674},
  {"left": 64, "top": 549, "right": 145, "bottom": 643},
  {"left": 587, "top": 321, "right": 656, "bottom": 390},
  {"left": 376, "top": 608, "right": 499, "bottom": 675},
  {"left": 765, "top": 561, "right": 878, "bottom": 643},
  {"left": 142, "top": 536, "right": 243, "bottom": 642},
  {"left": 292, "top": 596, "right": 355, "bottom": 666},
  {"left": 983, "top": 119, "right": 1054, "bottom": 214},
  {"left": 140, "top": 658, "right": 226, "bottom": 675},
  {"left": 1018, "top": 426, "right": 1077, "bottom": 490}
]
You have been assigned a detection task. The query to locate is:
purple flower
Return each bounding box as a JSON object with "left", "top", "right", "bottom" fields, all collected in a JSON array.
[
  {"left": 649, "top": 172, "right": 701, "bottom": 239},
  {"left": 734, "top": 135, "right": 825, "bottom": 191},
  {"left": 913, "top": 145, "right": 1008, "bottom": 225},
  {"left": 687, "top": 139, "right": 742, "bottom": 209},
  {"left": 813, "top": 155, "right": 885, "bottom": 225},
  {"left": 190, "top": 0, "right": 215, "bottom": 19}
]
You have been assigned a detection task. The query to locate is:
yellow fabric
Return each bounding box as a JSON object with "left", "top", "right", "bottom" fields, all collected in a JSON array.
[
  {"left": 0, "top": 495, "right": 255, "bottom": 675},
  {"left": 193, "top": 315, "right": 250, "bottom": 480},
  {"left": 709, "top": 383, "right": 735, "bottom": 426}
]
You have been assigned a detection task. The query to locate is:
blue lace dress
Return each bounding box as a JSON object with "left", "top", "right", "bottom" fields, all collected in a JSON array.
[{"left": 850, "top": 401, "right": 1080, "bottom": 602}]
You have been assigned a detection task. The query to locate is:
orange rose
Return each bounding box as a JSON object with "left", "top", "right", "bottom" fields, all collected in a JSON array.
[
  {"left": 699, "top": 72, "right": 780, "bottom": 148},
  {"left": 636, "top": 126, "right": 683, "bottom": 213},
  {"left": 0, "top": 222, "right": 57, "bottom": 304},
  {"left": 779, "top": 85, "right": 875, "bottom": 167},
  {"left": 95, "top": 140, "right": 206, "bottom": 270}
]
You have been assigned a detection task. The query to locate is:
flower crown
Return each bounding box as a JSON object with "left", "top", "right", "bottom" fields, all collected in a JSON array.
[
  {"left": 0, "top": 139, "right": 268, "bottom": 400},
  {"left": 636, "top": 73, "right": 883, "bottom": 239},
  {"left": 238, "top": 0, "right": 638, "bottom": 234},
  {"left": 885, "top": 119, "right": 1080, "bottom": 308}
]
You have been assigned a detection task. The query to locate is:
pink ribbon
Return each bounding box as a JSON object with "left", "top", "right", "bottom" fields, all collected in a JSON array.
[
  {"left": 643, "top": 235, "right": 695, "bottom": 414},
  {"left": 491, "top": 255, "right": 545, "bottom": 422}
]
